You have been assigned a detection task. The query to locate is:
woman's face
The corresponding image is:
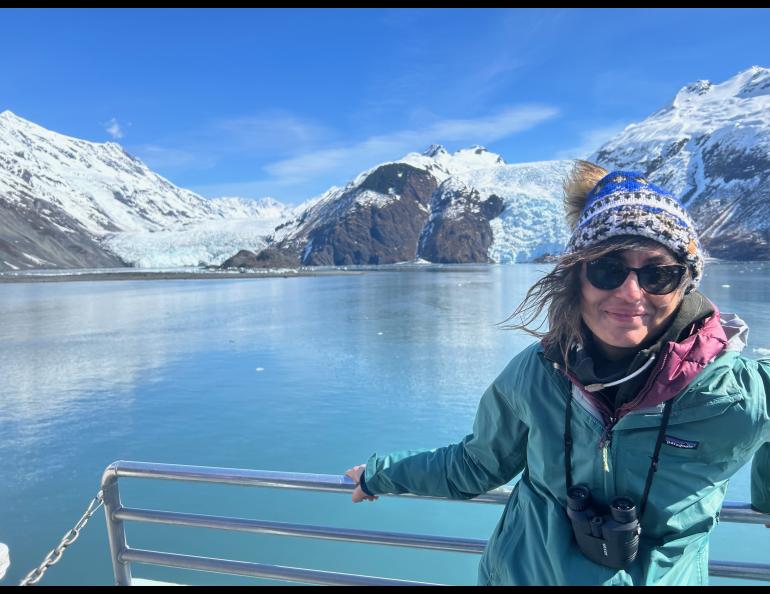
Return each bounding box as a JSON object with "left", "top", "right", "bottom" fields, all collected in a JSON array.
[{"left": 580, "top": 245, "right": 685, "bottom": 361}]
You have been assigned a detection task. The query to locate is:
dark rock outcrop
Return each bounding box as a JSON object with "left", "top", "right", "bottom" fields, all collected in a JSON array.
[
  {"left": 417, "top": 184, "right": 505, "bottom": 263},
  {"left": 0, "top": 193, "right": 126, "bottom": 271},
  {"left": 532, "top": 252, "right": 559, "bottom": 263},
  {"left": 220, "top": 247, "right": 299, "bottom": 269},
  {"left": 298, "top": 163, "right": 438, "bottom": 265}
]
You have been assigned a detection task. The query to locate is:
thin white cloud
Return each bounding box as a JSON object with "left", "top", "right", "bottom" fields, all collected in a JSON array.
[
  {"left": 211, "top": 113, "right": 331, "bottom": 152},
  {"left": 190, "top": 105, "right": 558, "bottom": 201},
  {"left": 105, "top": 117, "right": 125, "bottom": 139},
  {"left": 554, "top": 123, "right": 629, "bottom": 161},
  {"left": 136, "top": 145, "right": 216, "bottom": 171},
  {"left": 131, "top": 112, "right": 333, "bottom": 175},
  {"left": 265, "top": 105, "right": 559, "bottom": 180},
  {"left": 141, "top": 105, "right": 559, "bottom": 202}
]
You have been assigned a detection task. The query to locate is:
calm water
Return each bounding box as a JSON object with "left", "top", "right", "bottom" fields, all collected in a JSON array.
[{"left": 1, "top": 263, "right": 769, "bottom": 586}]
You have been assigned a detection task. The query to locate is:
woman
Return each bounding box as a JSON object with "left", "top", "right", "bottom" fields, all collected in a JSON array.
[{"left": 345, "top": 162, "right": 770, "bottom": 586}]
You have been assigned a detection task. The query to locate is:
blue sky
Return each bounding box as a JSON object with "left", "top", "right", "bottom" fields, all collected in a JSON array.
[{"left": 3, "top": 8, "right": 770, "bottom": 205}]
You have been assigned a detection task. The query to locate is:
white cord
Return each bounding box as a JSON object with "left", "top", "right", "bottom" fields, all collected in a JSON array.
[{"left": 585, "top": 353, "right": 657, "bottom": 393}]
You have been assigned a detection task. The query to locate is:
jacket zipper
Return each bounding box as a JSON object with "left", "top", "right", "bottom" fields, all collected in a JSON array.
[
  {"left": 546, "top": 357, "right": 617, "bottom": 472},
  {"left": 598, "top": 349, "right": 670, "bottom": 474},
  {"left": 545, "top": 356, "right": 623, "bottom": 484}
]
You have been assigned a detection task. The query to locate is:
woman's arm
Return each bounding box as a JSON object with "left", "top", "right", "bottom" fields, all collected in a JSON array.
[{"left": 360, "top": 374, "right": 529, "bottom": 500}]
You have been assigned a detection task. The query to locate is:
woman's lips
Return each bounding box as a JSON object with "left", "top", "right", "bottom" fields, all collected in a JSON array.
[{"left": 605, "top": 310, "right": 646, "bottom": 323}]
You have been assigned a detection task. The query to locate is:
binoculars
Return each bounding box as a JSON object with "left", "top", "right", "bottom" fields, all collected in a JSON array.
[{"left": 566, "top": 484, "right": 642, "bottom": 569}]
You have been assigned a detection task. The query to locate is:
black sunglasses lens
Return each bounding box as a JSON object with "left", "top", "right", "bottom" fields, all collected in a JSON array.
[
  {"left": 586, "top": 259, "right": 686, "bottom": 294},
  {"left": 586, "top": 258, "right": 627, "bottom": 290},
  {"left": 638, "top": 265, "right": 685, "bottom": 294}
]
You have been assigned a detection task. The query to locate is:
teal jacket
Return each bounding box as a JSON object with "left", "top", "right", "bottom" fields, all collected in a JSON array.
[{"left": 363, "top": 314, "right": 770, "bottom": 585}]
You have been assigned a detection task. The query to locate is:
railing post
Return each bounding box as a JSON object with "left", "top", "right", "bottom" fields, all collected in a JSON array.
[{"left": 101, "top": 463, "right": 132, "bottom": 586}]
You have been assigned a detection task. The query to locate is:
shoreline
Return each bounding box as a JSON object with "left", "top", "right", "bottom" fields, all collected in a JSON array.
[
  {"left": 0, "top": 269, "right": 367, "bottom": 283},
  {"left": 0, "top": 259, "right": 763, "bottom": 284}
]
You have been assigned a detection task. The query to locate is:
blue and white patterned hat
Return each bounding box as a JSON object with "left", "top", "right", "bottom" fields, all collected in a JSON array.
[{"left": 565, "top": 171, "right": 703, "bottom": 289}]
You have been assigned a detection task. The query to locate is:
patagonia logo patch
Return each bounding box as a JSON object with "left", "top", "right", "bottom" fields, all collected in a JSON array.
[{"left": 665, "top": 436, "right": 699, "bottom": 450}]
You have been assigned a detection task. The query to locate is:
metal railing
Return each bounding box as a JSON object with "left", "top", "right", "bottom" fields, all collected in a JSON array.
[{"left": 100, "top": 460, "right": 770, "bottom": 586}]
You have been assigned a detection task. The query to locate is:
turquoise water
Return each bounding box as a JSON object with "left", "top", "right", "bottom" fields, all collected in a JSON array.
[{"left": 0, "top": 263, "right": 768, "bottom": 585}]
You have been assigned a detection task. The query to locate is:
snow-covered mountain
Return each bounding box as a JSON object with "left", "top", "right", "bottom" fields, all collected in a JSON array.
[
  {"left": 0, "top": 110, "right": 289, "bottom": 269},
  {"left": 591, "top": 66, "right": 770, "bottom": 259},
  {"left": 256, "top": 67, "right": 770, "bottom": 266},
  {"left": 261, "top": 62, "right": 770, "bottom": 267},
  {"left": 271, "top": 145, "right": 506, "bottom": 245},
  {"left": 266, "top": 145, "right": 572, "bottom": 266},
  {"left": 6, "top": 65, "right": 770, "bottom": 271}
]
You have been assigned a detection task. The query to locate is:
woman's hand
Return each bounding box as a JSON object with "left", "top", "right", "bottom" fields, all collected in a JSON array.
[{"left": 345, "top": 464, "right": 379, "bottom": 503}]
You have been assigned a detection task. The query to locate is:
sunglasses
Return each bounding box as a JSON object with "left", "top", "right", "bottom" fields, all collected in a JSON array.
[{"left": 585, "top": 257, "right": 687, "bottom": 295}]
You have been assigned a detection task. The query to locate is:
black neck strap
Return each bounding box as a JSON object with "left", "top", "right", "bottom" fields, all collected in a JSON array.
[
  {"left": 564, "top": 394, "right": 674, "bottom": 521},
  {"left": 564, "top": 392, "right": 574, "bottom": 490},
  {"left": 639, "top": 399, "right": 674, "bottom": 518}
]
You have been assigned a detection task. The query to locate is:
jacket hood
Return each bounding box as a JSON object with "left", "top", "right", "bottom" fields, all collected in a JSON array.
[{"left": 720, "top": 311, "right": 749, "bottom": 353}]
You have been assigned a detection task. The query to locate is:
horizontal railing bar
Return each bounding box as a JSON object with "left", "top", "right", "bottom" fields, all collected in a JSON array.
[
  {"left": 115, "top": 507, "right": 770, "bottom": 581},
  {"left": 718, "top": 503, "right": 770, "bottom": 525},
  {"left": 709, "top": 561, "right": 770, "bottom": 582},
  {"left": 120, "top": 548, "right": 444, "bottom": 586},
  {"left": 114, "top": 507, "right": 488, "bottom": 554},
  {"left": 105, "top": 461, "right": 770, "bottom": 524},
  {"left": 105, "top": 460, "right": 510, "bottom": 504},
  {"left": 119, "top": 546, "right": 770, "bottom": 584}
]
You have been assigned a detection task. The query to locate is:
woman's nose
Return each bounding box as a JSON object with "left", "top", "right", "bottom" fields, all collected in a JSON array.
[{"left": 615, "top": 270, "right": 643, "bottom": 299}]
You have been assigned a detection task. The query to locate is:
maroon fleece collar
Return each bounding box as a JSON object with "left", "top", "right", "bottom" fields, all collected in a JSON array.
[{"left": 563, "top": 310, "right": 728, "bottom": 424}]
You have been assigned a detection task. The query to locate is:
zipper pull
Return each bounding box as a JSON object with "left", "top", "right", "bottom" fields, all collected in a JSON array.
[
  {"left": 602, "top": 443, "right": 610, "bottom": 473},
  {"left": 601, "top": 431, "right": 613, "bottom": 472},
  {"left": 599, "top": 417, "right": 615, "bottom": 473}
]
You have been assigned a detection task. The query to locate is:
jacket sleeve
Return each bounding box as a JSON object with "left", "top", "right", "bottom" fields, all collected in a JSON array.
[
  {"left": 751, "top": 443, "right": 770, "bottom": 514},
  {"left": 363, "top": 364, "right": 529, "bottom": 500},
  {"left": 750, "top": 360, "right": 770, "bottom": 514}
]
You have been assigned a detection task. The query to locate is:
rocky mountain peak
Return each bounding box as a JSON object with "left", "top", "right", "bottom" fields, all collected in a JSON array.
[
  {"left": 736, "top": 65, "right": 770, "bottom": 99},
  {"left": 592, "top": 65, "right": 770, "bottom": 260},
  {"left": 423, "top": 144, "right": 448, "bottom": 157}
]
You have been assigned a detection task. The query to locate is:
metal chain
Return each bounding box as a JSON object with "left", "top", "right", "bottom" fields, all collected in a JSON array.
[{"left": 19, "top": 490, "right": 104, "bottom": 586}]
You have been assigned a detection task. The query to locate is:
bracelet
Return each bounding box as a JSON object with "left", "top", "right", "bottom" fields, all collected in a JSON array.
[{"left": 359, "top": 472, "right": 374, "bottom": 497}]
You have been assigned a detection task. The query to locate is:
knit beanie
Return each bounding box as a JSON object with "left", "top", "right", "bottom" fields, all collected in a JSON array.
[{"left": 565, "top": 170, "right": 704, "bottom": 289}]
